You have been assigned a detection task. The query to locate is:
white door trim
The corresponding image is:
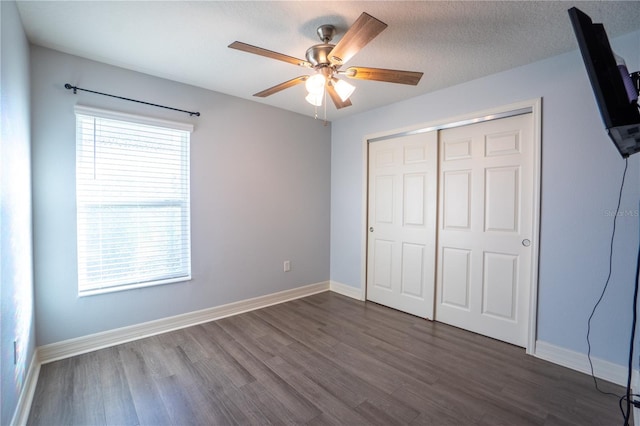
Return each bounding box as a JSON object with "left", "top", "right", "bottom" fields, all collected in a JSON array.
[{"left": 360, "top": 98, "right": 542, "bottom": 354}]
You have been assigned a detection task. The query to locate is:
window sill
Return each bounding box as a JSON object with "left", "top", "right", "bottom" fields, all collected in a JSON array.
[{"left": 78, "top": 275, "right": 192, "bottom": 298}]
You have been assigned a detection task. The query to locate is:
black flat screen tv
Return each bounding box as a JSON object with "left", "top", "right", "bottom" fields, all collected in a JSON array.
[{"left": 568, "top": 7, "right": 640, "bottom": 158}]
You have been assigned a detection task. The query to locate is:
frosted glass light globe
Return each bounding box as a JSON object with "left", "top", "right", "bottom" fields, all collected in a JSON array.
[{"left": 305, "top": 74, "right": 326, "bottom": 95}]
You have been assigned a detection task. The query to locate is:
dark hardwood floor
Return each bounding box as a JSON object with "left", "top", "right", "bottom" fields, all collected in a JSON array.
[{"left": 28, "top": 292, "right": 625, "bottom": 425}]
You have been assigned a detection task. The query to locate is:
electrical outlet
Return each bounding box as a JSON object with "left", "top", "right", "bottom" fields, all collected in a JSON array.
[{"left": 283, "top": 260, "right": 291, "bottom": 272}]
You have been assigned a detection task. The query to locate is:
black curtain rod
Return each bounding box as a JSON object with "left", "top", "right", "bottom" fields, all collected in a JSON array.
[{"left": 64, "top": 84, "right": 200, "bottom": 117}]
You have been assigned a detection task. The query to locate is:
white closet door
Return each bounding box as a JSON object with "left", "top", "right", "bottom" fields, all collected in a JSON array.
[
  {"left": 436, "top": 113, "right": 534, "bottom": 347},
  {"left": 366, "top": 131, "right": 438, "bottom": 319}
]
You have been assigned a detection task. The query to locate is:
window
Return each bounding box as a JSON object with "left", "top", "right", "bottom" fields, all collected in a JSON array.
[{"left": 75, "top": 106, "right": 192, "bottom": 296}]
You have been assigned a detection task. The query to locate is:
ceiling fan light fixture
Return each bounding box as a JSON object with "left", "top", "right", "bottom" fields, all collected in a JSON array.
[
  {"left": 305, "top": 73, "right": 326, "bottom": 95},
  {"left": 305, "top": 92, "right": 323, "bottom": 106},
  {"left": 332, "top": 78, "right": 356, "bottom": 102}
]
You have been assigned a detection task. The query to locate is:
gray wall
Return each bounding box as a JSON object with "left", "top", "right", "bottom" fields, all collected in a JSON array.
[
  {"left": 330, "top": 30, "right": 640, "bottom": 367},
  {"left": 31, "top": 46, "right": 331, "bottom": 346},
  {"left": 1, "top": 1, "right": 36, "bottom": 424}
]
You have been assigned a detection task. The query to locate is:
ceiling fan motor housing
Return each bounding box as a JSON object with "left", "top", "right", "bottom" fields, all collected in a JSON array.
[
  {"left": 305, "top": 43, "right": 335, "bottom": 68},
  {"left": 305, "top": 24, "right": 339, "bottom": 69}
]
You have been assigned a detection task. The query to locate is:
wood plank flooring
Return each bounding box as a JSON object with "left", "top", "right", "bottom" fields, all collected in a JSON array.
[{"left": 28, "top": 292, "right": 625, "bottom": 425}]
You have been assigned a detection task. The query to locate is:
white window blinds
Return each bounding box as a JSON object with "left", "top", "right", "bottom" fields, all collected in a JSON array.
[{"left": 75, "top": 106, "right": 192, "bottom": 296}]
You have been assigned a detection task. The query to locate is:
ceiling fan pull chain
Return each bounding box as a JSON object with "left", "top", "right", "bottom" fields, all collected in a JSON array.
[{"left": 324, "top": 88, "right": 328, "bottom": 123}]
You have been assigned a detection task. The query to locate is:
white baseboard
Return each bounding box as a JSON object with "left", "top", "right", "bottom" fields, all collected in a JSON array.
[
  {"left": 10, "top": 349, "right": 40, "bottom": 426},
  {"left": 330, "top": 280, "right": 365, "bottom": 301},
  {"left": 38, "top": 281, "right": 330, "bottom": 364},
  {"left": 534, "top": 340, "right": 632, "bottom": 387}
]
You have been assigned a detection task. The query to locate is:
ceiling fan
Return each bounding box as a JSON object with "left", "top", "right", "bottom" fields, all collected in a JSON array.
[{"left": 228, "top": 12, "right": 424, "bottom": 110}]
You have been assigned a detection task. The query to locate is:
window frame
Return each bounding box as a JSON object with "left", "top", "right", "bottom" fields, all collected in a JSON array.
[{"left": 74, "top": 105, "right": 193, "bottom": 297}]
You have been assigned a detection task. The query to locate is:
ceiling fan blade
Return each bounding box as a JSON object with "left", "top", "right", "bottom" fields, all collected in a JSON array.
[
  {"left": 328, "top": 12, "right": 387, "bottom": 66},
  {"left": 254, "top": 76, "right": 308, "bottom": 97},
  {"left": 344, "top": 66, "right": 423, "bottom": 85},
  {"left": 326, "top": 83, "right": 353, "bottom": 109},
  {"left": 229, "top": 41, "right": 312, "bottom": 68}
]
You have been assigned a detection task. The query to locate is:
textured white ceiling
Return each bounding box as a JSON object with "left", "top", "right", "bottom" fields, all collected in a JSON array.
[{"left": 15, "top": 1, "right": 640, "bottom": 121}]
